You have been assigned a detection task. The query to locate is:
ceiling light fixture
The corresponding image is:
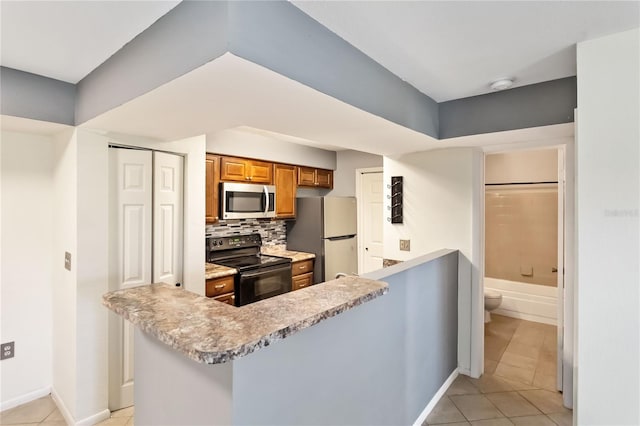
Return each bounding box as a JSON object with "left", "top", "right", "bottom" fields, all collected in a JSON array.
[{"left": 490, "top": 78, "right": 514, "bottom": 91}]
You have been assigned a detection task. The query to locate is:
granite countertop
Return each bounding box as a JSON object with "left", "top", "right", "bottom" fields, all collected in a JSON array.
[
  {"left": 261, "top": 245, "right": 316, "bottom": 262},
  {"left": 102, "top": 276, "right": 387, "bottom": 364},
  {"left": 205, "top": 263, "right": 237, "bottom": 280}
]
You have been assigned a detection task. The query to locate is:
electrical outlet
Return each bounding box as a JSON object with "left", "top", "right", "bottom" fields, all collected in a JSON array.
[
  {"left": 65, "top": 252, "right": 72, "bottom": 271},
  {"left": 1, "top": 341, "right": 14, "bottom": 360},
  {"left": 399, "top": 239, "right": 410, "bottom": 251}
]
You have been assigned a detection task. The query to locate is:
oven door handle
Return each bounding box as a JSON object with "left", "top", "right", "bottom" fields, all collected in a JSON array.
[
  {"left": 241, "top": 264, "right": 291, "bottom": 279},
  {"left": 263, "top": 185, "right": 270, "bottom": 215}
]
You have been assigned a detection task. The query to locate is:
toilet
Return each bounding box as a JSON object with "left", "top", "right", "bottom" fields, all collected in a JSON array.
[{"left": 484, "top": 289, "right": 503, "bottom": 323}]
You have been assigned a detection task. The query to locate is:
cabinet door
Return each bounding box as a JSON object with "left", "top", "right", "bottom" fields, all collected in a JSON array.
[
  {"left": 292, "top": 259, "right": 313, "bottom": 276},
  {"left": 275, "top": 164, "right": 297, "bottom": 218},
  {"left": 248, "top": 160, "right": 273, "bottom": 184},
  {"left": 297, "top": 166, "right": 317, "bottom": 187},
  {"left": 206, "top": 275, "right": 235, "bottom": 297},
  {"left": 292, "top": 272, "right": 313, "bottom": 291},
  {"left": 316, "top": 169, "right": 333, "bottom": 189},
  {"left": 205, "top": 154, "right": 220, "bottom": 223},
  {"left": 220, "top": 156, "right": 249, "bottom": 182}
]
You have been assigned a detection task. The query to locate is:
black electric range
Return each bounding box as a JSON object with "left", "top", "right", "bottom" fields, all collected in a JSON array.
[{"left": 206, "top": 234, "right": 292, "bottom": 306}]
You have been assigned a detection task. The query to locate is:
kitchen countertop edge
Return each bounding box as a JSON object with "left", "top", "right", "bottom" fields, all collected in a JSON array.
[{"left": 103, "top": 277, "right": 387, "bottom": 365}]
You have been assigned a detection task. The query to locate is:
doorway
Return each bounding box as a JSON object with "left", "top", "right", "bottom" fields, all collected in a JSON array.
[
  {"left": 480, "top": 144, "right": 573, "bottom": 409},
  {"left": 107, "top": 146, "right": 184, "bottom": 410},
  {"left": 355, "top": 167, "right": 384, "bottom": 274}
]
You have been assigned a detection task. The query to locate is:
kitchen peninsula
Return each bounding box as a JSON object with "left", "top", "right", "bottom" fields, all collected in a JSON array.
[{"left": 102, "top": 249, "right": 458, "bottom": 426}]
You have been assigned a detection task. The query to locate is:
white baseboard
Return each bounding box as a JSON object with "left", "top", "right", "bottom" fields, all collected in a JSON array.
[
  {"left": 77, "top": 408, "right": 110, "bottom": 426},
  {"left": 493, "top": 309, "right": 557, "bottom": 325},
  {"left": 51, "top": 389, "right": 75, "bottom": 426},
  {"left": 412, "top": 368, "right": 459, "bottom": 426},
  {"left": 51, "top": 388, "right": 110, "bottom": 426},
  {"left": 0, "top": 386, "right": 51, "bottom": 412}
]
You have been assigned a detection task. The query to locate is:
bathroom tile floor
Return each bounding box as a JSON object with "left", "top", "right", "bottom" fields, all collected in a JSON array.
[{"left": 425, "top": 314, "right": 573, "bottom": 426}]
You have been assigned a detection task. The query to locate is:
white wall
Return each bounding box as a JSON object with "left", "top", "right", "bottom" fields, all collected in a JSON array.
[
  {"left": 331, "top": 150, "right": 382, "bottom": 197},
  {"left": 576, "top": 28, "right": 640, "bottom": 425},
  {"left": 51, "top": 129, "right": 78, "bottom": 419},
  {"left": 75, "top": 130, "right": 110, "bottom": 422},
  {"left": 0, "top": 131, "right": 54, "bottom": 409},
  {"left": 206, "top": 128, "right": 336, "bottom": 170},
  {"left": 383, "top": 148, "right": 483, "bottom": 377}
]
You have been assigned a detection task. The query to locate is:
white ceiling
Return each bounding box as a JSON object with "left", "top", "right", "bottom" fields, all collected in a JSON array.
[
  {"left": 1, "top": 1, "right": 636, "bottom": 153},
  {"left": 293, "top": 1, "right": 640, "bottom": 101},
  {"left": 81, "top": 53, "right": 441, "bottom": 156},
  {"left": 0, "top": 0, "right": 180, "bottom": 83}
]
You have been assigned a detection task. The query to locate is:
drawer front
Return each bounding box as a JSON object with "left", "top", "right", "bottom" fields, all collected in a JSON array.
[
  {"left": 292, "top": 259, "right": 313, "bottom": 276},
  {"left": 206, "top": 275, "right": 235, "bottom": 297},
  {"left": 292, "top": 272, "right": 313, "bottom": 291},
  {"left": 213, "top": 292, "right": 235, "bottom": 306}
]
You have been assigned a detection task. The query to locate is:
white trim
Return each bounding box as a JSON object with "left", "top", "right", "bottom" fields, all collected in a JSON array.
[
  {"left": 355, "top": 166, "right": 383, "bottom": 275},
  {"left": 0, "top": 386, "right": 51, "bottom": 411},
  {"left": 51, "top": 388, "right": 111, "bottom": 426},
  {"left": 492, "top": 309, "right": 557, "bottom": 325},
  {"left": 51, "top": 388, "right": 75, "bottom": 426},
  {"left": 76, "top": 409, "right": 111, "bottom": 426},
  {"left": 412, "top": 368, "right": 459, "bottom": 426}
]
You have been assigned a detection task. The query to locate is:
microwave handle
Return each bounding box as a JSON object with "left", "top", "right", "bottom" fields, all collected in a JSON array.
[{"left": 263, "top": 185, "right": 270, "bottom": 214}]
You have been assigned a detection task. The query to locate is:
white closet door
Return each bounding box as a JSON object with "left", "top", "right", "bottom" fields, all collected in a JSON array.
[
  {"left": 108, "top": 148, "right": 153, "bottom": 410},
  {"left": 153, "top": 151, "right": 184, "bottom": 287}
]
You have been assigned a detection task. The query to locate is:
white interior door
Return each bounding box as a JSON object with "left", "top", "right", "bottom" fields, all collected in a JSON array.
[
  {"left": 108, "top": 148, "right": 152, "bottom": 410},
  {"left": 359, "top": 171, "right": 384, "bottom": 273},
  {"left": 153, "top": 152, "right": 184, "bottom": 286}
]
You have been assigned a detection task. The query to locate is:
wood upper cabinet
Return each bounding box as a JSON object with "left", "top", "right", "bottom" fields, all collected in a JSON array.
[
  {"left": 297, "top": 166, "right": 333, "bottom": 189},
  {"left": 205, "top": 154, "right": 220, "bottom": 223},
  {"left": 274, "top": 164, "right": 297, "bottom": 219},
  {"left": 220, "top": 156, "right": 273, "bottom": 184}
]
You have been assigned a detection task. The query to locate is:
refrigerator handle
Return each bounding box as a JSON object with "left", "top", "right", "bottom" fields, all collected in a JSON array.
[{"left": 326, "top": 234, "right": 356, "bottom": 241}]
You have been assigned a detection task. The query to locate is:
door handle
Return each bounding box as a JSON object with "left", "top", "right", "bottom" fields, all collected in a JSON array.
[{"left": 263, "top": 185, "right": 270, "bottom": 214}]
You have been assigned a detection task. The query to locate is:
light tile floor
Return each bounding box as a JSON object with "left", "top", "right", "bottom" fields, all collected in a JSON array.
[
  {"left": 425, "top": 314, "right": 573, "bottom": 426},
  {"left": 0, "top": 397, "right": 133, "bottom": 426},
  {"left": 2, "top": 315, "right": 570, "bottom": 426}
]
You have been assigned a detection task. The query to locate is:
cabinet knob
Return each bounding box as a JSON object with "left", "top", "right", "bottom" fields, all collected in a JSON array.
[{"left": 214, "top": 284, "right": 225, "bottom": 289}]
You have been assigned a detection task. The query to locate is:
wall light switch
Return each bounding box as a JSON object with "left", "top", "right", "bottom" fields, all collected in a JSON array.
[
  {"left": 65, "top": 252, "right": 72, "bottom": 271},
  {"left": 1, "top": 341, "right": 14, "bottom": 360},
  {"left": 399, "top": 239, "right": 410, "bottom": 251}
]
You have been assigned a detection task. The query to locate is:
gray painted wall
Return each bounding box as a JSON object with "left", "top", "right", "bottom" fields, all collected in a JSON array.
[
  {"left": 331, "top": 150, "right": 383, "bottom": 196},
  {"left": 0, "top": 67, "right": 75, "bottom": 125},
  {"left": 232, "top": 250, "right": 458, "bottom": 425},
  {"left": 228, "top": 1, "right": 439, "bottom": 139},
  {"left": 75, "top": 1, "right": 229, "bottom": 124},
  {"left": 439, "top": 77, "right": 577, "bottom": 139},
  {"left": 2, "top": 1, "right": 577, "bottom": 142}
]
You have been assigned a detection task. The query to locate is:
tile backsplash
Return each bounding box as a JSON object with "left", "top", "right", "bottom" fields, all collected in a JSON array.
[{"left": 205, "top": 219, "right": 287, "bottom": 246}]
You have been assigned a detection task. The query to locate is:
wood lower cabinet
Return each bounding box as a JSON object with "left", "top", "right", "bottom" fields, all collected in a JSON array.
[
  {"left": 274, "top": 164, "right": 297, "bottom": 219},
  {"left": 292, "top": 272, "right": 313, "bottom": 291},
  {"left": 206, "top": 275, "right": 236, "bottom": 305},
  {"left": 205, "top": 154, "right": 220, "bottom": 223},
  {"left": 297, "top": 166, "right": 333, "bottom": 189},
  {"left": 291, "top": 259, "right": 314, "bottom": 291},
  {"left": 220, "top": 156, "right": 273, "bottom": 184}
]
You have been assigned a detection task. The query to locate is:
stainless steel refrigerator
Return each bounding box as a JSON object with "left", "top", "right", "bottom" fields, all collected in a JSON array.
[{"left": 286, "top": 196, "right": 358, "bottom": 283}]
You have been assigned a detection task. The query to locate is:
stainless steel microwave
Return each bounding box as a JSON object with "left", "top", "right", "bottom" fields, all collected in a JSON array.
[{"left": 220, "top": 182, "right": 276, "bottom": 219}]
